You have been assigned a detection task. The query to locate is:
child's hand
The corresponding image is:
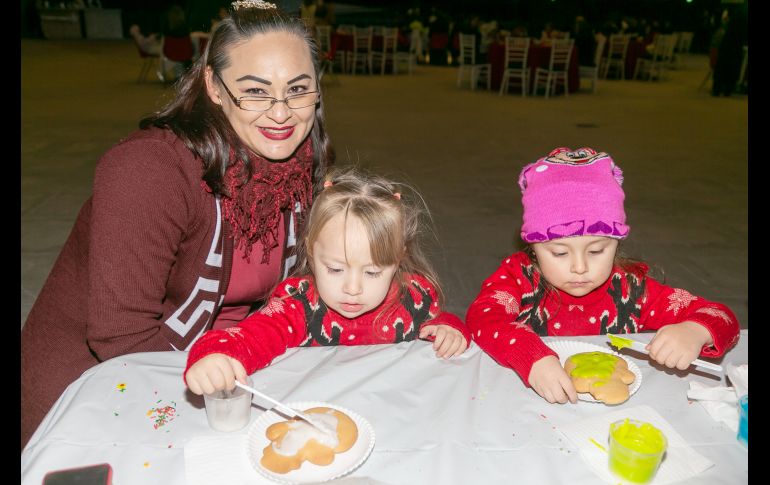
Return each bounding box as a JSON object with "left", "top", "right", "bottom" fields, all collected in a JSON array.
[
  {"left": 419, "top": 324, "right": 468, "bottom": 358},
  {"left": 185, "top": 353, "right": 248, "bottom": 395},
  {"left": 647, "top": 321, "right": 713, "bottom": 370},
  {"left": 528, "top": 355, "right": 578, "bottom": 404}
]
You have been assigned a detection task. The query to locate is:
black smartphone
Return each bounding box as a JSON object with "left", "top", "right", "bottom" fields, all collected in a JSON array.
[{"left": 42, "top": 463, "right": 113, "bottom": 485}]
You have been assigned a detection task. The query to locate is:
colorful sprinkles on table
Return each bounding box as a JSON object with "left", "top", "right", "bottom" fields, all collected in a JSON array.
[{"left": 147, "top": 400, "right": 178, "bottom": 429}]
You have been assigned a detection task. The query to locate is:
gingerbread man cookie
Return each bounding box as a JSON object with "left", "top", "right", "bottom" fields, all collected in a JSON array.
[
  {"left": 564, "top": 351, "right": 636, "bottom": 404},
  {"left": 260, "top": 407, "right": 358, "bottom": 474}
]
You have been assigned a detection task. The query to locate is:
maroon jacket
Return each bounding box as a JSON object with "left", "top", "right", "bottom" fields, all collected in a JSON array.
[{"left": 21, "top": 127, "right": 300, "bottom": 448}]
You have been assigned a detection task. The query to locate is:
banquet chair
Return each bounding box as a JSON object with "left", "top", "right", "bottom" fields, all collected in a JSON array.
[
  {"left": 552, "top": 31, "right": 570, "bottom": 40},
  {"left": 314, "top": 25, "right": 340, "bottom": 84},
  {"left": 673, "top": 31, "right": 694, "bottom": 69},
  {"left": 159, "top": 35, "right": 194, "bottom": 83},
  {"left": 316, "top": 25, "right": 345, "bottom": 75},
  {"left": 737, "top": 45, "right": 748, "bottom": 93},
  {"left": 394, "top": 30, "right": 416, "bottom": 75},
  {"left": 698, "top": 46, "right": 718, "bottom": 92},
  {"left": 600, "top": 33, "right": 629, "bottom": 80},
  {"left": 189, "top": 32, "right": 209, "bottom": 61},
  {"left": 634, "top": 34, "right": 675, "bottom": 81},
  {"left": 350, "top": 26, "right": 373, "bottom": 75},
  {"left": 499, "top": 36, "right": 530, "bottom": 96},
  {"left": 532, "top": 38, "right": 574, "bottom": 98},
  {"left": 371, "top": 27, "right": 398, "bottom": 75},
  {"left": 133, "top": 37, "right": 160, "bottom": 83},
  {"left": 315, "top": 25, "right": 332, "bottom": 74},
  {"left": 393, "top": 51, "right": 415, "bottom": 74},
  {"left": 578, "top": 35, "right": 606, "bottom": 93},
  {"left": 457, "top": 33, "right": 491, "bottom": 90}
]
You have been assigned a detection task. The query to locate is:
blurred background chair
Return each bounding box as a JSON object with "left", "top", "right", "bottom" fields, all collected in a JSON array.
[
  {"left": 350, "top": 26, "right": 373, "bottom": 75},
  {"left": 532, "top": 38, "right": 574, "bottom": 98},
  {"left": 315, "top": 25, "right": 347, "bottom": 74},
  {"left": 133, "top": 38, "right": 160, "bottom": 83},
  {"left": 601, "top": 33, "right": 630, "bottom": 80},
  {"left": 499, "top": 36, "right": 530, "bottom": 96},
  {"left": 457, "top": 33, "right": 491, "bottom": 90},
  {"left": 393, "top": 50, "right": 415, "bottom": 74},
  {"left": 158, "top": 34, "right": 194, "bottom": 83},
  {"left": 698, "top": 45, "right": 719, "bottom": 92},
  {"left": 371, "top": 27, "right": 398, "bottom": 75},
  {"left": 634, "top": 34, "right": 675, "bottom": 81},
  {"left": 579, "top": 35, "right": 606, "bottom": 93},
  {"left": 673, "top": 31, "right": 694, "bottom": 69},
  {"left": 737, "top": 45, "right": 748, "bottom": 93}
]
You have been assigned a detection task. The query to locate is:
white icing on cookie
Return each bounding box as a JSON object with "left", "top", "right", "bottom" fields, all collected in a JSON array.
[{"left": 272, "top": 411, "right": 339, "bottom": 456}]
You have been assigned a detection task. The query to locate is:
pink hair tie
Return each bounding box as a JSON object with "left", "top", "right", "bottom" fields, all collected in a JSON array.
[
  {"left": 323, "top": 180, "right": 333, "bottom": 188},
  {"left": 393, "top": 192, "right": 401, "bottom": 200}
]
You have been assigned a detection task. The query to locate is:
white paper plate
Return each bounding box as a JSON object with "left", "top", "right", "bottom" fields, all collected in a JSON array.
[
  {"left": 246, "top": 401, "right": 375, "bottom": 484},
  {"left": 545, "top": 340, "right": 642, "bottom": 404}
]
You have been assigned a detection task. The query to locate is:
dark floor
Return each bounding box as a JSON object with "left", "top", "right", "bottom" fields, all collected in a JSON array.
[{"left": 21, "top": 39, "right": 748, "bottom": 329}]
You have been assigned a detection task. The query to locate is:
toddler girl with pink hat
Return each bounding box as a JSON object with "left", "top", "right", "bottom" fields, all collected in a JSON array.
[{"left": 465, "top": 147, "right": 741, "bottom": 404}]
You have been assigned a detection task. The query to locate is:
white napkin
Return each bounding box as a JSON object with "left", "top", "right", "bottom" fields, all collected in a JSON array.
[
  {"left": 727, "top": 363, "right": 748, "bottom": 397},
  {"left": 184, "top": 435, "right": 381, "bottom": 485},
  {"left": 686, "top": 363, "right": 748, "bottom": 432},
  {"left": 558, "top": 405, "right": 714, "bottom": 484},
  {"left": 185, "top": 434, "right": 276, "bottom": 485}
]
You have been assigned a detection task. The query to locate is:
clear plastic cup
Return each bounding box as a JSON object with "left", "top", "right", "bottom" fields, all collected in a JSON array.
[
  {"left": 737, "top": 394, "right": 748, "bottom": 447},
  {"left": 203, "top": 377, "right": 253, "bottom": 432},
  {"left": 608, "top": 419, "right": 667, "bottom": 484}
]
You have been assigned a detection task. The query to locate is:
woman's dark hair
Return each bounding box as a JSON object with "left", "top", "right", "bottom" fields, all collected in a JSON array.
[{"left": 140, "top": 5, "right": 335, "bottom": 196}]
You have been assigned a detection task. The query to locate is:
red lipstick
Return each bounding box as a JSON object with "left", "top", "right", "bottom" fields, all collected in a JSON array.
[{"left": 258, "top": 126, "right": 295, "bottom": 140}]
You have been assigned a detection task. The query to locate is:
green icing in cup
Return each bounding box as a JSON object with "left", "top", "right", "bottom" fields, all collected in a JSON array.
[{"left": 608, "top": 419, "right": 667, "bottom": 483}]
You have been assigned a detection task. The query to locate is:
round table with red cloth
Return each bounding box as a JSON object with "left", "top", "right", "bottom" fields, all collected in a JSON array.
[{"left": 487, "top": 40, "right": 580, "bottom": 94}]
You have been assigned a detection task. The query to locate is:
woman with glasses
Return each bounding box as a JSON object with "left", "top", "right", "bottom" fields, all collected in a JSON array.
[{"left": 21, "top": 1, "right": 334, "bottom": 449}]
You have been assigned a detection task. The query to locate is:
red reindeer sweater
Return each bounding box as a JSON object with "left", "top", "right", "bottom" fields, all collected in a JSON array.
[
  {"left": 466, "top": 252, "right": 740, "bottom": 386},
  {"left": 185, "top": 274, "right": 470, "bottom": 378}
]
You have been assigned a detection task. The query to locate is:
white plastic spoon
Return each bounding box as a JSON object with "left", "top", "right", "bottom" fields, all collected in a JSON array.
[
  {"left": 233, "top": 381, "right": 332, "bottom": 433},
  {"left": 608, "top": 335, "right": 723, "bottom": 372}
]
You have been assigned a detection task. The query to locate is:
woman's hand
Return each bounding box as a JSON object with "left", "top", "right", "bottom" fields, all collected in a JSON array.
[
  {"left": 419, "top": 324, "right": 468, "bottom": 358},
  {"left": 185, "top": 354, "right": 248, "bottom": 395},
  {"left": 528, "top": 355, "right": 578, "bottom": 404},
  {"left": 647, "top": 321, "right": 713, "bottom": 370}
]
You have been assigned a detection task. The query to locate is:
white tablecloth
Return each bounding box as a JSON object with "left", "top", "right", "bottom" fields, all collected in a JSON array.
[{"left": 21, "top": 331, "right": 748, "bottom": 484}]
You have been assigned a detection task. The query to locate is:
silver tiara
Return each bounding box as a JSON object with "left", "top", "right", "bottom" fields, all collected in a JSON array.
[{"left": 231, "top": 0, "right": 277, "bottom": 10}]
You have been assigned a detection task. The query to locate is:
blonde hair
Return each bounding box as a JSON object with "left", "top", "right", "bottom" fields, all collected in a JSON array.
[{"left": 292, "top": 166, "right": 443, "bottom": 308}]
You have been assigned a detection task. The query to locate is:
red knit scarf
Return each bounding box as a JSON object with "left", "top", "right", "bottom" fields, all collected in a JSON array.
[{"left": 208, "top": 138, "right": 314, "bottom": 263}]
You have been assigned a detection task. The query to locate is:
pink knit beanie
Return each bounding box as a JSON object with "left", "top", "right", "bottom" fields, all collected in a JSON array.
[{"left": 519, "top": 147, "right": 629, "bottom": 243}]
